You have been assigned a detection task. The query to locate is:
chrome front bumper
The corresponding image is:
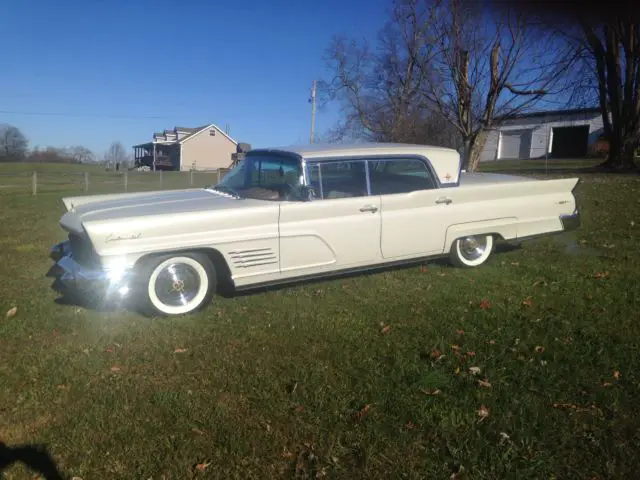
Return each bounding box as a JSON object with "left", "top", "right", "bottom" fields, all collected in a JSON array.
[{"left": 49, "top": 240, "right": 131, "bottom": 297}]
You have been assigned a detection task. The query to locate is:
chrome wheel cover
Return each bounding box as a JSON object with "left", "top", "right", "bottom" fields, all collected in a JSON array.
[
  {"left": 459, "top": 236, "right": 489, "bottom": 261},
  {"left": 153, "top": 263, "right": 201, "bottom": 308}
]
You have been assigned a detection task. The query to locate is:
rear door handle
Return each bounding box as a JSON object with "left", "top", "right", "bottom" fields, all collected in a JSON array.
[
  {"left": 360, "top": 204, "right": 378, "bottom": 213},
  {"left": 435, "top": 197, "right": 452, "bottom": 205}
]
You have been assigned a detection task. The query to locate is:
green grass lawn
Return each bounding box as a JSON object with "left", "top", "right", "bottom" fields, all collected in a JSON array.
[{"left": 1, "top": 164, "right": 639, "bottom": 479}]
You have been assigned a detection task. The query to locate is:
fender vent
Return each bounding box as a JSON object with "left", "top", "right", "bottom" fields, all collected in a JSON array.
[{"left": 229, "top": 247, "right": 277, "bottom": 268}]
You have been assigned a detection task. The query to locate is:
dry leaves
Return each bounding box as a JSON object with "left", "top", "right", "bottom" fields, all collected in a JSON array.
[
  {"left": 5, "top": 306, "right": 17, "bottom": 318},
  {"left": 592, "top": 271, "right": 609, "bottom": 280},
  {"left": 479, "top": 299, "right": 491, "bottom": 309},
  {"left": 455, "top": 329, "right": 465, "bottom": 335},
  {"left": 613, "top": 370, "right": 621, "bottom": 380},
  {"left": 109, "top": 366, "right": 122, "bottom": 373},
  {"left": 477, "top": 404, "right": 490, "bottom": 421},
  {"left": 194, "top": 461, "right": 211, "bottom": 473},
  {"left": 522, "top": 297, "right": 534, "bottom": 307},
  {"left": 477, "top": 379, "right": 492, "bottom": 388},
  {"left": 468, "top": 366, "right": 481, "bottom": 376},
  {"left": 421, "top": 388, "right": 441, "bottom": 396},
  {"left": 535, "top": 346, "right": 545, "bottom": 353},
  {"left": 380, "top": 324, "right": 391, "bottom": 335},
  {"left": 430, "top": 348, "right": 442, "bottom": 359},
  {"left": 353, "top": 404, "right": 372, "bottom": 422},
  {"left": 405, "top": 421, "right": 416, "bottom": 430},
  {"left": 174, "top": 348, "right": 188, "bottom": 353}
]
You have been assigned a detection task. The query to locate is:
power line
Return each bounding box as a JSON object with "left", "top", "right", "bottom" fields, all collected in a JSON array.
[{"left": 0, "top": 109, "right": 182, "bottom": 120}]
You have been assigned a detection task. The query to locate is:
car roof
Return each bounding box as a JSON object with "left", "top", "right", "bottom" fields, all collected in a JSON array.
[{"left": 248, "top": 142, "right": 459, "bottom": 161}]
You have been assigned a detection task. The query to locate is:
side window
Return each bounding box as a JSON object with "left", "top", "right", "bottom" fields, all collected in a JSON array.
[
  {"left": 307, "top": 160, "right": 369, "bottom": 200},
  {"left": 368, "top": 158, "right": 437, "bottom": 195}
]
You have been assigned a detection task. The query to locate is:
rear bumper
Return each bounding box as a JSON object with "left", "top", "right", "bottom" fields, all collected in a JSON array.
[
  {"left": 49, "top": 240, "right": 131, "bottom": 297},
  {"left": 560, "top": 210, "right": 581, "bottom": 232}
]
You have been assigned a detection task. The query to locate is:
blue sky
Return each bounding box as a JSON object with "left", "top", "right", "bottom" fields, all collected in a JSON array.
[{"left": 0, "top": 0, "right": 389, "bottom": 156}]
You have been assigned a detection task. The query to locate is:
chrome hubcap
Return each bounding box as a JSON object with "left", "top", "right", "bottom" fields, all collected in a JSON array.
[
  {"left": 459, "top": 236, "right": 488, "bottom": 261},
  {"left": 154, "top": 263, "right": 201, "bottom": 307}
]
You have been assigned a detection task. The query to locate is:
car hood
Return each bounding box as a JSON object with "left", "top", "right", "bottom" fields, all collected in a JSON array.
[{"left": 59, "top": 188, "right": 260, "bottom": 234}]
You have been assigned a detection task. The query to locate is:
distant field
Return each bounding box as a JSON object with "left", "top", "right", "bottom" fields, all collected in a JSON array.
[
  {"left": 0, "top": 162, "right": 228, "bottom": 196},
  {"left": 1, "top": 159, "right": 639, "bottom": 478}
]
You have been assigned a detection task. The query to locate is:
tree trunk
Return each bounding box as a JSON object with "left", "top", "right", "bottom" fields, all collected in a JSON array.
[
  {"left": 467, "top": 129, "right": 489, "bottom": 172},
  {"left": 461, "top": 137, "right": 473, "bottom": 171}
]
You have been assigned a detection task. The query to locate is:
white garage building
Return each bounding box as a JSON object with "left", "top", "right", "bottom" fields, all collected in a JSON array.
[{"left": 479, "top": 107, "right": 604, "bottom": 162}]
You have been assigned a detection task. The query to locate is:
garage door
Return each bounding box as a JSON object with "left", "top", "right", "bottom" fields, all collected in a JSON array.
[
  {"left": 499, "top": 130, "right": 532, "bottom": 160},
  {"left": 551, "top": 125, "right": 589, "bottom": 158}
]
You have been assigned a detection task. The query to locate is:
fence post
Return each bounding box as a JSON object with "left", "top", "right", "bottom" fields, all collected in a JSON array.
[
  {"left": 159, "top": 170, "right": 163, "bottom": 189},
  {"left": 190, "top": 169, "right": 194, "bottom": 186},
  {"left": 124, "top": 171, "right": 128, "bottom": 192},
  {"left": 84, "top": 172, "right": 89, "bottom": 192},
  {"left": 217, "top": 169, "right": 221, "bottom": 184},
  {"left": 32, "top": 171, "right": 37, "bottom": 195}
]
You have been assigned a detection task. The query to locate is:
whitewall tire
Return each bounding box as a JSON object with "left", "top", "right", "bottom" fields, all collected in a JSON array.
[
  {"left": 449, "top": 235, "right": 495, "bottom": 268},
  {"left": 138, "top": 253, "right": 216, "bottom": 316}
]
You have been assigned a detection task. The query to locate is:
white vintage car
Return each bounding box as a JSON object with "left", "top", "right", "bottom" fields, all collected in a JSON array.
[{"left": 49, "top": 143, "right": 580, "bottom": 316}]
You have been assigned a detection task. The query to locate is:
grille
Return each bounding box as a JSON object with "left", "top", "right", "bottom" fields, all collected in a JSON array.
[{"left": 68, "top": 233, "right": 98, "bottom": 266}]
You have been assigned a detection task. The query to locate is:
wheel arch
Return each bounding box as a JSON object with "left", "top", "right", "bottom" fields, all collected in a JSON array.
[{"left": 443, "top": 218, "right": 517, "bottom": 253}]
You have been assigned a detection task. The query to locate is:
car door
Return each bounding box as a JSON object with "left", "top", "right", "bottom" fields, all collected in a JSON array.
[
  {"left": 370, "top": 157, "right": 452, "bottom": 259},
  {"left": 278, "top": 158, "right": 382, "bottom": 276}
]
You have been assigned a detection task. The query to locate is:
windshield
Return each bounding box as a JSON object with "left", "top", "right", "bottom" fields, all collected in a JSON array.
[{"left": 210, "top": 153, "right": 304, "bottom": 201}]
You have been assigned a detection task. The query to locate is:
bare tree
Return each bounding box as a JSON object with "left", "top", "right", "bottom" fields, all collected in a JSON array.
[
  {"left": 494, "top": 1, "right": 640, "bottom": 170},
  {"left": 0, "top": 124, "right": 28, "bottom": 162},
  {"left": 321, "top": 0, "right": 577, "bottom": 171},
  {"left": 68, "top": 146, "right": 95, "bottom": 164},
  {"left": 103, "top": 141, "right": 128, "bottom": 170},
  {"left": 320, "top": 0, "right": 451, "bottom": 145}
]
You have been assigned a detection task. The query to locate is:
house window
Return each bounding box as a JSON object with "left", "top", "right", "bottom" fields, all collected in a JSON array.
[{"left": 209, "top": 129, "right": 216, "bottom": 136}]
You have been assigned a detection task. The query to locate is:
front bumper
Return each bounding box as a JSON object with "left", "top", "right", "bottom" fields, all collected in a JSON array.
[
  {"left": 560, "top": 210, "right": 581, "bottom": 232},
  {"left": 49, "top": 240, "right": 131, "bottom": 297}
]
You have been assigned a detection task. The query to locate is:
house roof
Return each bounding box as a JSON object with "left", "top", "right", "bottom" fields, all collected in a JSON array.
[
  {"left": 134, "top": 123, "right": 238, "bottom": 149},
  {"left": 495, "top": 107, "right": 601, "bottom": 122}
]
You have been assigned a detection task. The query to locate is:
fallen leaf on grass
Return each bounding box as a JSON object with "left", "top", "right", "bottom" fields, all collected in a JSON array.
[
  {"left": 592, "top": 271, "right": 609, "bottom": 280},
  {"left": 466, "top": 351, "right": 476, "bottom": 357},
  {"left": 469, "top": 366, "right": 481, "bottom": 375},
  {"left": 282, "top": 447, "right": 295, "bottom": 459},
  {"left": 109, "top": 366, "right": 121, "bottom": 372},
  {"left": 294, "top": 405, "right": 305, "bottom": 412},
  {"left": 405, "top": 421, "right": 415, "bottom": 430},
  {"left": 5, "top": 306, "right": 17, "bottom": 318},
  {"left": 353, "top": 404, "right": 372, "bottom": 421},
  {"left": 455, "top": 329, "right": 465, "bottom": 335},
  {"left": 532, "top": 279, "right": 547, "bottom": 287},
  {"left": 535, "top": 346, "right": 545, "bottom": 353},
  {"left": 380, "top": 324, "right": 391, "bottom": 335},
  {"left": 486, "top": 339, "right": 496, "bottom": 345},
  {"left": 437, "top": 272, "right": 447, "bottom": 277},
  {"left": 421, "top": 388, "right": 441, "bottom": 396},
  {"left": 430, "top": 348, "right": 442, "bottom": 359},
  {"left": 479, "top": 299, "right": 491, "bottom": 309},
  {"left": 522, "top": 297, "right": 534, "bottom": 307},
  {"left": 602, "top": 382, "right": 612, "bottom": 387},
  {"left": 192, "top": 428, "right": 205, "bottom": 435},
  {"left": 477, "top": 379, "right": 492, "bottom": 388},
  {"left": 477, "top": 405, "right": 490, "bottom": 421},
  {"left": 56, "top": 383, "right": 70, "bottom": 390},
  {"left": 194, "top": 461, "right": 211, "bottom": 472},
  {"left": 510, "top": 262, "right": 520, "bottom": 267},
  {"left": 174, "top": 348, "right": 188, "bottom": 353},
  {"left": 613, "top": 370, "right": 621, "bottom": 379}
]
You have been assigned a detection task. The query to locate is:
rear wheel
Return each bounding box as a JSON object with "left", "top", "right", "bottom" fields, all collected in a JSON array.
[
  {"left": 136, "top": 252, "right": 216, "bottom": 316},
  {"left": 449, "top": 234, "right": 494, "bottom": 268}
]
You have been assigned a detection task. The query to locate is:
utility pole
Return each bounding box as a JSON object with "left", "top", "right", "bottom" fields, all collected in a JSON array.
[{"left": 309, "top": 80, "right": 317, "bottom": 144}]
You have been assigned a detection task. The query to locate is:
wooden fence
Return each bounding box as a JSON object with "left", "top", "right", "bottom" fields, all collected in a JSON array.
[{"left": 0, "top": 169, "right": 230, "bottom": 196}]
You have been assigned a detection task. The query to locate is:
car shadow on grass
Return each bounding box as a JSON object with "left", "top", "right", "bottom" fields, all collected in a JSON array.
[{"left": 0, "top": 441, "right": 65, "bottom": 480}]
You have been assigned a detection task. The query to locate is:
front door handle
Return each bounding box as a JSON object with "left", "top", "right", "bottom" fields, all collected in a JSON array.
[
  {"left": 435, "top": 197, "right": 452, "bottom": 205},
  {"left": 360, "top": 204, "right": 378, "bottom": 213}
]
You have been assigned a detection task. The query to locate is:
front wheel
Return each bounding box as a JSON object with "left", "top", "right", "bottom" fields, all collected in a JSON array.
[
  {"left": 136, "top": 252, "right": 216, "bottom": 316},
  {"left": 449, "top": 234, "right": 495, "bottom": 268}
]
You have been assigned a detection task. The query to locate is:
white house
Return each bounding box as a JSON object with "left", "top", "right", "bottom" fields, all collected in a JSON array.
[{"left": 479, "top": 108, "right": 604, "bottom": 162}]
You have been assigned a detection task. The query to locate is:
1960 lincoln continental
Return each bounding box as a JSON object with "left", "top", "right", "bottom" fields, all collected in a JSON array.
[{"left": 49, "top": 143, "right": 580, "bottom": 316}]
